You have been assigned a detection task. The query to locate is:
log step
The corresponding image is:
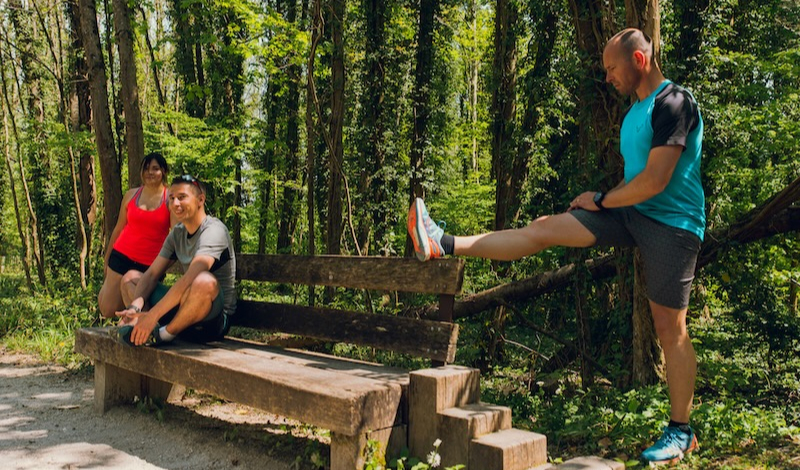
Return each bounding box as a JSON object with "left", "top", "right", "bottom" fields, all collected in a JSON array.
[
  {"left": 438, "top": 403, "right": 512, "bottom": 467},
  {"left": 470, "top": 428, "right": 548, "bottom": 470}
]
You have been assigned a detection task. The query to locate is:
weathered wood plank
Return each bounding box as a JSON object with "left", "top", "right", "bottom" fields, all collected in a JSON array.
[
  {"left": 233, "top": 300, "right": 459, "bottom": 363},
  {"left": 76, "top": 328, "right": 405, "bottom": 435},
  {"left": 236, "top": 254, "right": 465, "bottom": 295}
]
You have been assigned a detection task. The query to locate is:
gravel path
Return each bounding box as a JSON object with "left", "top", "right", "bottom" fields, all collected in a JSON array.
[{"left": 0, "top": 348, "right": 323, "bottom": 470}]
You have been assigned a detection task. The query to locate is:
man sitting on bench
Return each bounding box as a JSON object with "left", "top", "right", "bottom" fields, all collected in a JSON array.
[{"left": 113, "top": 174, "right": 236, "bottom": 346}]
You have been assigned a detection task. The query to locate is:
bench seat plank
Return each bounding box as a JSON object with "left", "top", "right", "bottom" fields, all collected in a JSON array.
[
  {"left": 236, "top": 254, "right": 465, "bottom": 295},
  {"left": 75, "top": 328, "right": 408, "bottom": 435},
  {"left": 235, "top": 300, "right": 459, "bottom": 363}
]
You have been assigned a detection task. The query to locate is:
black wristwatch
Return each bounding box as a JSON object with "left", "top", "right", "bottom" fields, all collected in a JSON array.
[
  {"left": 127, "top": 304, "right": 142, "bottom": 313},
  {"left": 593, "top": 191, "right": 607, "bottom": 210}
]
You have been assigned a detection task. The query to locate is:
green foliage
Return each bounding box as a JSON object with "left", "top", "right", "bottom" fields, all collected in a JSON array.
[{"left": 387, "top": 440, "right": 465, "bottom": 470}]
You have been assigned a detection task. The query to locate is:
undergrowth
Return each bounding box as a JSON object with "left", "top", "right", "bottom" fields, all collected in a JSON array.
[{"left": 1, "top": 270, "right": 799, "bottom": 469}]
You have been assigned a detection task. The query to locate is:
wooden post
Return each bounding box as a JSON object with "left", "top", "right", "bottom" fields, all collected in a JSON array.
[
  {"left": 432, "top": 294, "right": 456, "bottom": 367},
  {"left": 93, "top": 361, "right": 179, "bottom": 413}
]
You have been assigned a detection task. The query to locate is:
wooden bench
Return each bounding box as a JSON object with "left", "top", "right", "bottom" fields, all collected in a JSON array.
[{"left": 75, "top": 254, "right": 464, "bottom": 470}]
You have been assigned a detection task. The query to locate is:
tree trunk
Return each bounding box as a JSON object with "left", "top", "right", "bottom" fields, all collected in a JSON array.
[
  {"left": 102, "top": 0, "right": 124, "bottom": 166},
  {"left": 259, "top": 69, "right": 280, "bottom": 255},
  {"left": 467, "top": 0, "right": 479, "bottom": 175},
  {"left": 632, "top": 249, "right": 665, "bottom": 384},
  {"left": 277, "top": 0, "right": 302, "bottom": 254},
  {"left": 405, "top": 0, "right": 438, "bottom": 256},
  {"left": 113, "top": 0, "right": 144, "bottom": 186},
  {"left": 306, "top": 0, "right": 320, "bottom": 306},
  {"left": 671, "top": 0, "right": 710, "bottom": 83},
  {"left": 138, "top": 5, "right": 174, "bottom": 135},
  {"left": 78, "top": 0, "right": 123, "bottom": 244},
  {"left": 8, "top": 0, "right": 48, "bottom": 286},
  {"left": 626, "top": 0, "right": 663, "bottom": 386},
  {"left": 67, "top": 0, "right": 97, "bottom": 261},
  {"left": 1, "top": 103, "right": 33, "bottom": 289},
  {"left": 325, "top": 0, "right": 345, "bottom": 257},
  {"left": 517, "top": 3, "right": 558, "bottom": 213},
  {"left": 491, "top": 0, "right": 518, "bottom": 233},
  {"left": 354, "top": 0, "right": 388, "bottom": 255},
  {"left": 169, "top": 0, "right": 204, "bottom": 117}
]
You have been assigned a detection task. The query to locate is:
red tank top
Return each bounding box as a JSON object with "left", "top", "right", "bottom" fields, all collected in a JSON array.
[{"left": 113, "top": 187, "right": 171, "bottom": 265}]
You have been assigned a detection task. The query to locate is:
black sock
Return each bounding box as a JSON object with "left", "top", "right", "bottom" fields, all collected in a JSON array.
[
  {"left": 440, "top": 234, "right": 455, "bottom": 255},
  {"left": 668, "top": 420, "right": 691, "bottom": 434}
]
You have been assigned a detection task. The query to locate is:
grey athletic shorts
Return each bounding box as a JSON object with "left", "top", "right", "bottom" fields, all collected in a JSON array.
[{"left": 570, "top": 207, "right": 701, "bottom": 310}]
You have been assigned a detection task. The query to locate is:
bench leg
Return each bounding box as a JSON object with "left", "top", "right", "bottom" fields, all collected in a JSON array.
[
  {"left": 330, "top": 425, "right": 407, "bottom": 470},
  {"left": 93, "top": 360, "right": 179, "bottom": 414}
]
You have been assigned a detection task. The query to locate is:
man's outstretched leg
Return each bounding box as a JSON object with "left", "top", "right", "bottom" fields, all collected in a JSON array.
[
  {"left": 641, "top": 302, "right": 699, "bottom": 465},
  {"left": 408, "top": 198, "right": 596, "bottom": 261}
]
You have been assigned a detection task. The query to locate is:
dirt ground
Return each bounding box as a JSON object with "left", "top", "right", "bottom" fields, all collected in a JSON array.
[{"left": 0, "top": 348, "right": 326, "bottom": 470}]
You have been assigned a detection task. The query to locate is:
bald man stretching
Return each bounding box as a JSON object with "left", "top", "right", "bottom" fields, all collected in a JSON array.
[{"left": 409, "top": 28, "right": 704, "bottom": 466}]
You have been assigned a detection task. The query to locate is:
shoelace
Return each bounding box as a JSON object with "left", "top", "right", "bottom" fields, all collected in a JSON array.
[{"left": 656, "top": 429, "right": 688, "bottom": 450}]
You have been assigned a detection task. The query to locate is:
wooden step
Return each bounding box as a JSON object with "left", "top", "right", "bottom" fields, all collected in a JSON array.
[
  {"left": 470, "top": 428, "right": 548, "bottom": 470},
  {"left": 438, "top": 403, "right": 512, "bottom": 467},
  {"left": 409, "top": 366, "right": 481, "bottom": 457}
]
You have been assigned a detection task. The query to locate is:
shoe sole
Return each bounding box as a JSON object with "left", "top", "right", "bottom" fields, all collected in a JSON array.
[
  {"left": 647, "top": 436, "right": 698, "bottom": 467},
  {"left": 412, "top": 199, "right": 431, "bottom": 261}
]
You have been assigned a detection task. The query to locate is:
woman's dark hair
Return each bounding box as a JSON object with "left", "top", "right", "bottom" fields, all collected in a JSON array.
[{"left": 141, "top": 152, "right": 169, "bottom": 183}]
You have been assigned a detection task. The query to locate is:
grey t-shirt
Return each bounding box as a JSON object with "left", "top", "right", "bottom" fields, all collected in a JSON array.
[{"left": 159, "top": 215, "right": 237, "bottom": 315}]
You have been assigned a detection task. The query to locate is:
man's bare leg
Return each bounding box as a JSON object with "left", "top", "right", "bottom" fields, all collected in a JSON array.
[
  {"left": 162, "top": 272, "right": 219, "bottom": 335},
  {"left": 650, "top": 301, "right": 696, "bottom": 423},
  {"left": 454, "top": 212, "right": 597, "bottom": 260}
]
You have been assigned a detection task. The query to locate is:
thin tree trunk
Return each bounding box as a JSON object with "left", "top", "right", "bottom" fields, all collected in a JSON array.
[
  {"left": 326, "top": 0, "right": 345, "bottom": 257},
  {"left": 68, "top": 0, "right": 97, "bottom": 261},
  {"left": 113, "top": 0, "right": 145, "bottom": 185},
  {"left": 671, "top": 0, "right": 710, "bottom": 90},
  {"left": 35, "top": 0, "right": 89, "bottom": 287},
  {"left": 491, "top": 0, "right": 518, "bottom": 233},
  {"left": 78, "top": 0, "right": 124, "bottom": 244},
  {"left": 8, "top": 0, "right": 48, "bottom": 286},
  {"left": 306, "top": 0, "right": 319, "bottom": 306},
  {"left": 1, "top": 103, "right": 33, "bottom": 290},
  {"left": 137, "top": 5, "right": 175, "bottom": 135},
  {"left": 259, "top": 72, "right": 280, "bottom": 254},
  {"left": 467, "top": 0, "right": 479, "bottom": 175},
  {"left": 102, "top": 0, "right": 124, "bottom": 167},
  {"left": 405, "top": 0, "right": 438, "bottom": 256},
  {"left": 169, "top": 0, "right": 203, "bottom": 117},
  {"left": 354, "top": 0, "right": 387, "bottom": 255},
  {"left": 277, "top": 0, "right": 302, "bottom": 254},
  {"left": 632, "top": 249, "right": 665, "bottom": 384}
]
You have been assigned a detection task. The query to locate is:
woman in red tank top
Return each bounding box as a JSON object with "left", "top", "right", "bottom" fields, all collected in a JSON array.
[{"left": 98, "top": 153, "right": 175, "bottom": 318}]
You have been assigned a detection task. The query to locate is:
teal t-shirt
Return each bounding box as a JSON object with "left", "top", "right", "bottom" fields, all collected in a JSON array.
[{"left": 620, "top": 80, "right": 706, "bottom": 241}]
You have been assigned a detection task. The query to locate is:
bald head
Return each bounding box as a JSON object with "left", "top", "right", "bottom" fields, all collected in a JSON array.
[{"left": 606, "top": 28, "right": 654, "bottom": 66}]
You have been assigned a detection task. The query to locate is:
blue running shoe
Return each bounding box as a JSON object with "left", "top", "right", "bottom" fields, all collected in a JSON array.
[
  {"left": 407, "top": 198, "right": 445, "bottom": 261},
  {"left": 641, "top": 426, "right": 698, "bottom": 466}
]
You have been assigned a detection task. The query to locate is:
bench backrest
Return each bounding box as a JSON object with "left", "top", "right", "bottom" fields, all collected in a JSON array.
[{"left": 231, "top": 254, "right": 465, "bottom": 364}]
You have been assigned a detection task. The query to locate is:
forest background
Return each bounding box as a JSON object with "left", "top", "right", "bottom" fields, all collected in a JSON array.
[{"left": 0, "top": 0, "right": 799, "bottom": 467}]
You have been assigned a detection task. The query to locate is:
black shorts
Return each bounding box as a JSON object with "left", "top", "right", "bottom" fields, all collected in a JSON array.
[
  {"left": 107, "top": 249, "right": 150, "bottom": 275},
  {"left": 571, "top": 207, "right": 701, "bottom": 310}
]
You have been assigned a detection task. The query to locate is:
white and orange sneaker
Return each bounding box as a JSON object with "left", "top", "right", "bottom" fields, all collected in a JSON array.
[{"left": 408, "top": 198, "right": 445, "bottom": 261}]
